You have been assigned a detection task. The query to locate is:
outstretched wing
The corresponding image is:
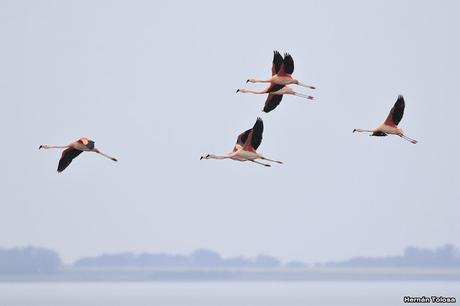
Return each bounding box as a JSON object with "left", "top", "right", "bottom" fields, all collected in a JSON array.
[
  {"left": 372, "top": 131, "right": 388, "bottom": 136},
  {"left": 266, "top": 83, "right": 285, "bottom": 93},
  {"left": 263, "top": 94, "right": 283, "bottom": 113},
  {"left": 271, "top": 51, "right": 283, "bottom": 76},
  {"left": 250, "top": 117, "right": 264, "bottom": 150},
  {"left": 58, "top": 147, "right": 83, "bottom": 172},
  {"left": 236, "top": 129, "right": 251, "bottom": 147},
  {"left": 384, "top": 95, "right": 405, "bottom": 127},
  {"left": 280, "top": 53, "right": 294, "bottom": 75},
  {"left": 243, "top": 117, "right": 264, "bottom": 151}
]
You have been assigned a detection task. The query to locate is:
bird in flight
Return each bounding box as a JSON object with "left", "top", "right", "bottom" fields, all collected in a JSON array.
[
  {"left": 246, "top": 51, "right": 316, "bottom": 89},
  {"left": 353, "top": 95, "right": 418, "bottom": 144},
  {"left": 237, "top": 51, "right": 314, "bottom": 112},
  {"left": 39, "top": 137, "right": 118, "bottom": 172},
  {"left": 236, "top": 85, "right": 313, "bottom": 113},
  {"left": 200, "top": 117, "right": 283, "bottom": 167}
]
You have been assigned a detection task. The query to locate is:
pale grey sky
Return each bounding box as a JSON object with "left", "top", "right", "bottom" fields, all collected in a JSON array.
[{"left": 1, "top": 0, "right": 459, "bottom": 264}]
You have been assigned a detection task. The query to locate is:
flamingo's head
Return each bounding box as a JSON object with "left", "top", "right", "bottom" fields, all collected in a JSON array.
[{"left": 200, "top": 154, "right": 211, "bottom": 160}]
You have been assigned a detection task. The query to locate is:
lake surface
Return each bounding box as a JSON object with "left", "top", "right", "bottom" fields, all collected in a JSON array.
[{"left": 0, "top": 282, "right": 458, "bottom": 306}]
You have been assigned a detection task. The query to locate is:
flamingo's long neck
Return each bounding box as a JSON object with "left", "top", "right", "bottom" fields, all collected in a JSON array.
[
  {"left": 40, "top": 144, "right": 69, "bottom": 149},
  {"left": 209, "top": 154, "right": 230, "bottom": 160},
  {"left": 239, "top": 89, "right": 267, "bottom": 94},
  {"left": 353, "top": 129, "right": 374, "bottom": 133}
]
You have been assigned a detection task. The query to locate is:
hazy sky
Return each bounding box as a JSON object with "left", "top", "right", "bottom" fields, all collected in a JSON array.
[{"left": 1, "top": 0, "right": 459, "bottom": 264}]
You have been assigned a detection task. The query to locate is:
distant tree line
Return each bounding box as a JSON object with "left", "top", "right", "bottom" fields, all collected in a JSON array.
[
  {"left": 323, "top": 244, "right": 460, "bottom": 268},
  {"left": 0, "top": 246, "right": 61, "bottom": 274},
  {"left": 74, "top": 249, "right": 289, "bottom": 268},
  {"left": 1, "top": 245, "right": 459, "bottom": 274}
]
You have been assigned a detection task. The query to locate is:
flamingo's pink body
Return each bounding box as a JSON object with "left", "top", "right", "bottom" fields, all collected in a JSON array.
[
  {"left": 39, "top": 137, "right": 118, "bottom": 172},
  {"left": 238, "top": 51, "right": 315, "bottom": 113},
  {"left": 353, "top": 95, "right": 418, "bottom": 144},
  {"left": 201, "top": 118, "right": 283, "bottom": 167}
]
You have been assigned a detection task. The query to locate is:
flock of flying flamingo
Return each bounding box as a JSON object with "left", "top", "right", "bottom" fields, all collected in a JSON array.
[
  {"left": 39, "top": 51, "right": 418, "bottom": 172},
  {"left": 200, "top": 51, "right": 418, "bottom": 167}
]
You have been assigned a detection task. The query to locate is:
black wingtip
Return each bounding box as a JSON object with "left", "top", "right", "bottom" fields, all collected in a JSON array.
[
  {"left": 246, "top": 79, "right": 249, "bottom": 83},
  {"left": 396, "top": 95, "right": 405, "bottom": 105}
]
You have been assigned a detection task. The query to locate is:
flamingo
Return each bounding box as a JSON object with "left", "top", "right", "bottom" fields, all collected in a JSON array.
[
  {"left": 39, "top": 137, "right": 118, "bottom": 172},
  {"left": 353, "top": 95, "right": 418, "bottom": 144},
  {"left": 237, "top": 52, "right": 314, "bottom": 112},
  {"left": 236, "top": 84, "right": 313, "bottom": 113},
  {"left": 200, "top": 118, "right": 283, "bottom": 167},
  {"left": 246, "top": 51, "right": 316, "bottom": 89}
]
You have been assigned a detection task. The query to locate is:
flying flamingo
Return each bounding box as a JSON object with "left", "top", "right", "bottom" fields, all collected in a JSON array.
[
  {"left": 353, "top": 95, "right": 418, "bottom": 144},
  {"left": 200, "top": 118, "right": 283, "bottom": 167},
  {"left": 236, "top": 84, "right": 313, "bottom": 113},
  {"left": 246, "top": 51, "right": 316, "bottom": 89},
  {"left": 39, "top": 137, "right": 118, "bottom": 172},
  {"left": 237, "top": 52, "right": 314, "bottom": 112}
]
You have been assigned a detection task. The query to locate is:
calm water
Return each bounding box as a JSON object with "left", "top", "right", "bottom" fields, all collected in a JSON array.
[{"left": 0, "top": 282, "right": 458, "bottom": 306}]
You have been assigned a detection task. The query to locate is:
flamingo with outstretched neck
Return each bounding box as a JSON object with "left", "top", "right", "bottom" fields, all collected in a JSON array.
[
  {"left": 246, "top": 51, "right": 316, "bottom": 89},
  {"left": 236, "top": 85, "right": 313, "bottom": 113},
  {"left": 237, "top": 51, "right": 314, "bottom": 112},
  {"left": 200, "top": 118, "right": 282, "bottom": 167},
  {"left": 39, "top": 137, "right": 118, "bottom": 172},
  {"left": 353, "top": 95, "right": 418, "bottom": 144}
]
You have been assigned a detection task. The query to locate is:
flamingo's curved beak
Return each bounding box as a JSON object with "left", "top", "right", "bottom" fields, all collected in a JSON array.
[
  {"left": 236, "top": 89, "right": 240, "bottom": 93},
  {"left": 200, "top": 156, "right": 203, "bottom": 160},
  {"left": 246, "top": 79, "right": 249, "bottom": 83},
  {"left": 352, "top": 129, "right": 357, "bottom": 133},
  {"left": 39, "top": 145, "right": 43, "bottom": 149}
]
